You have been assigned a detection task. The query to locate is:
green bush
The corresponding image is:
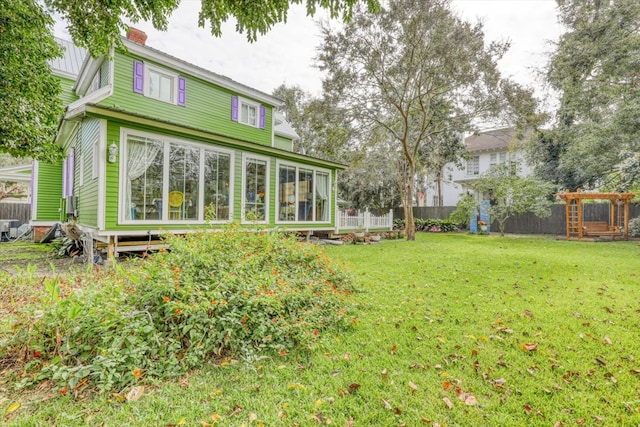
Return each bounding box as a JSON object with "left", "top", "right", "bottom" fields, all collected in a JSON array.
[
  {"left": 414, "top": 218, "right": 458, "bottom": 232},
  {"left": 3, "top": 225, "right": 355, "bottom": 392},
  {"left": 449, "top": 194, "right": 477, "bottom": 229},
  {"left": 629, "top": 216, "right": 640, "bottom": 237}
]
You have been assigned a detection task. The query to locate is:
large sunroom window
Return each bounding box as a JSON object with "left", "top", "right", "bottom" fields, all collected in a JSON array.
[
  {"left": 277, "top": 163, "right": 331, "bottom": 223},
  {"left": 123, "top": 131, "right": 232, "bottom": 223},
  {"left": 126, "top": 136, "right": 163, "bottom": 221},
  {"left": 243, "top": 157, "right": 268, "bottom": 222},
  {"left": 204, "top": 151, "right": 231, "bottom": 221}
]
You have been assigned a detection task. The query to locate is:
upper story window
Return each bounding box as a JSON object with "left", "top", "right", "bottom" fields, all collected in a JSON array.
[
  {"left": 467, "top": 156, "right": 479, "bottom": 176},
  {"left": 231, "top": 96, "right": 266, "bottom": 129},
  {"left": 148, "top": 67, "right": 174, "bottom": 103},
  {"left": 241, "top": 102, "right": 258, "bottom": 127},
  {"left": 133, "top": 60, "right": 186, "bottom": 106}
]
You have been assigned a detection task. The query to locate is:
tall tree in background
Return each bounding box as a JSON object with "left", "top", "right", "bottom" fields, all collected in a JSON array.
[
  {"left": 535, "top": 0, "right": 640, "bottom": 191},
  {"left": 1, "top": 0, "right": 379, "bottom": 162},
  {"left": 318, "top": 0, "right": 534, "bottom": 240},
  {"left": 272, "top": 84, "right": 353, "bottom": 162},
  {"left": 0, "top": 0, "right": 63, "bottom": 161}
]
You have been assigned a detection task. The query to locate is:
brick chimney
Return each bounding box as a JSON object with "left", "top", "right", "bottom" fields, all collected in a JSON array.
[{"left": 126, "top": 27, "right": 147, "bottom": 45}]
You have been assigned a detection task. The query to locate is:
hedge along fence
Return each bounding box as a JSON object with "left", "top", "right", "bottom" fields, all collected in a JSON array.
[{"left": 394, "top": 203, "right": 640, "bottom": 235}]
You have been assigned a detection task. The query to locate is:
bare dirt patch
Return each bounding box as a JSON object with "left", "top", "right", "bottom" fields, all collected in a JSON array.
[{"left": 0, "top": 242, "right": 77, "bottom": 276}]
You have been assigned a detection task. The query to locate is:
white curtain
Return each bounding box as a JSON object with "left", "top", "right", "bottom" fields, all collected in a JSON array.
[
  {"left": 316, "top": 173, "right": 329, "bottom": 221},
  {"left": 125, "top": 137, "right": 162, "bottom": 220}
]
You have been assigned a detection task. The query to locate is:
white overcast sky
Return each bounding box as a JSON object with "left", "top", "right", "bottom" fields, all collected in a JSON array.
[{"left": 54, "top": 0, "right": 563, "bottom": 100}]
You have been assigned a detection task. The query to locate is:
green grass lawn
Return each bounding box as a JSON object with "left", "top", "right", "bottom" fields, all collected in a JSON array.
[{"left": 2, "top": 233, "right": 640, "bottom": 426}]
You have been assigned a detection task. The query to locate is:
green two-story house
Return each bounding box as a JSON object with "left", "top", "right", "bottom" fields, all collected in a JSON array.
[{"left": 32, "top": 30, "right": 344, "bottom": 256}]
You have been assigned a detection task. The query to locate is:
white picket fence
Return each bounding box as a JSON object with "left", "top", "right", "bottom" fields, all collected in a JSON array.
[{"left": 335, "top": 209, "right": 393, "bottom": 234}]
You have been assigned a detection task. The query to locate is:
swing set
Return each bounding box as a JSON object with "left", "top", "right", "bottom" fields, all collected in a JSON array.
[{"left": 557, "top": 191, "right": 636, "bottom": 240}]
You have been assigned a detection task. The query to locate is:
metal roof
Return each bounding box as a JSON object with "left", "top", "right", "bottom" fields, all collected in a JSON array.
[{"left": 49, "top": 38, "right": 87, "bottom": 79}]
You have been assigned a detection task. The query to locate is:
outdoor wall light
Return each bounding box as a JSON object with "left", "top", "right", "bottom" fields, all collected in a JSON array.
[{"left": 108, "top": 143, "right": 118, "bottom": 163}]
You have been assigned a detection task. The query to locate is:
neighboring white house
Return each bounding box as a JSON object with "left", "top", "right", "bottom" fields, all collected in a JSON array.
[{"left": 421, "top": 128, "right": 533, "bottom": 207}]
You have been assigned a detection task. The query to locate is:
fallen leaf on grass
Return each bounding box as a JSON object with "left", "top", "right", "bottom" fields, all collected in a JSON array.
[
  {"left": 442, "top": 381, "right": 453, "bottom": 391},
  {"left": 5, "top": 402, "right": 20, "bottom": 414},
  {"left": 464, "top": 395, "right": 478, "bottom": 406},
  {"left": 603, "top": 336, "right": 612, "bottom": 345},
  {"left": 313, "top": 412, "right": 325, "bottom": 424},
  {"left": 381, "top": 369, "right": 388, "bottom": 378},
  {"left": 347, "top": 383, "right": 360, "bottom": 393},
  {"left": 442, "top": 397, "right": 453, "bottom": 409},
  {"left": 521, "top": 343, "right": 538, "bottom": 352},
  {"left": 408, "top": 381, "right": 418, "bottom": 393},
  {"left": 126, "top": 386, "right": 145, "bottom": 402},
  {"left": 249, "top": 413, "right": 258, "bottom": 422},
  {"left": 382, "top": 399, "right": 393, "bottom": 410},
  {"left": 630, "top": 369, "right": 640, "bottom": 375}
]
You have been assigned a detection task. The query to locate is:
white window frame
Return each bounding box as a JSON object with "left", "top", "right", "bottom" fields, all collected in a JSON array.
[
  {"left": 239, "top": 98, "right": 259, "bottom": 128},
  {"left": 118, "top": 128, "right": 235, "bottom": 225},
  {"left": 241, "top": 153, "right": 270, "bottom": 223},
  {"left": 467, "top": 156, "right": 479, "bottom": 176},
  {"left": 92, "top": 137, "right": 99, "bottom": 180},
  {"left": 275, "top": 160, "right": 332, "bottom": 225},
  {"left": 144, "top": 64, "right": 178, "bottom": 105}
]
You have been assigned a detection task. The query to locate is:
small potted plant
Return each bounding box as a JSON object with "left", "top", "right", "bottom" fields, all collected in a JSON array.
[{"left": 478, "top": 220, "right": 488, "bottom": 232}]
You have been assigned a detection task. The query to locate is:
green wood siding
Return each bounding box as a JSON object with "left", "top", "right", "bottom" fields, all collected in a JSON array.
[
  {"left": 100, "top": 52, "right": 273, "bottom": 146},
  {"left": 74, "top": 119, "right": 101, "bottom": 227},
  {"left": 274, "top": 136, "right": 293, "bottom": 151},
  {"left": 34, "top": 162, "right": 62, "bottom": 221},
  {"left": 58, "top": 77, "right": 78, "bottom": 106}
]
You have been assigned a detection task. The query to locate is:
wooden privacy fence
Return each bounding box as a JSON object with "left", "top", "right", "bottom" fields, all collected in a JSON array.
[
  {"left": 395, "top": 203, "right": 640, "bottom": 235},
  {"left": 0, "top": 203, "right": 30, "bottom": 225}
]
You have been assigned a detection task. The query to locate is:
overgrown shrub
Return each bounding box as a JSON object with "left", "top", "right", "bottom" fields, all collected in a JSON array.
[
  {"left": 2, "top": 225, "right": 355, "bottom": 393},
  {"left": 629, "top": 217, "right": 640, "bottom": 237}
]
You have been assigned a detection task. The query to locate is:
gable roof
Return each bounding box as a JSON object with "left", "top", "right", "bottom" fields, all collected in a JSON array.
[
  {"left": 465, "top": 128, "right": 518, "bottom": 153},
  {"left": 50, "top": 38, "right": 88, "bottom": 79}
]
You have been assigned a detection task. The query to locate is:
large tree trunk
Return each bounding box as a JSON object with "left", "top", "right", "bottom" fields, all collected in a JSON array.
[
  {"left": 401, "top": 161, "right": 416, "bottom": 241},
  {"left": 436, "top": 166, "right": 443, "bottom": 207}
]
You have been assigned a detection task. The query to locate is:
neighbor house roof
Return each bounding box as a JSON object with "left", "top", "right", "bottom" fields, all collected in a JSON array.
[
  {"left": 50, "top": 38, "right": 88, "bottom": 79},
  {"left": 465, "top": 128, "right": 518, "bottom": 153},
  {"left": 274, "top": 111, "right": 299, "bottom": 140}
]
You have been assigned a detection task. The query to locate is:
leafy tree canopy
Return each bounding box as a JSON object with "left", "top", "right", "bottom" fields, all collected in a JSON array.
[
  {"left": 47, "top": 0, "right": 381, "bottom": 56},
  {"left": 0, "top": 0, "right": 63, "bottom": 162},
  {"left": 470, "top": 161, "right": 555, "bottom": 236},
  {"left": 538, "top": 0, "right": 640, "bottom": 191}
]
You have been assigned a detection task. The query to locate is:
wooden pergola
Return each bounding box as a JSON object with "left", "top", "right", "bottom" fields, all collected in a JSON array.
[{"left": 557, "top": 191, "right": 636, "bottom": 240}]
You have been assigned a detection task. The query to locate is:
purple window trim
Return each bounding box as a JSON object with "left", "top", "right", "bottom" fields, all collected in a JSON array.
[
  {"left": 62, "top": 157, "right": 68, "bottom": 198},
  {"left": 177, "top": 77, "right": 186, "bottom": 106},
  {"left": 259, "top": 105, "right": 266, "bottom": 129},
  {"left": 67, "top": 149, "right": 75, "bottom": 197},
  {"left": 231, "top": 96, "right": 239, "bottom": 122},
  {"left": 133, "top": 60, "right": 144, "bottom": 94}
]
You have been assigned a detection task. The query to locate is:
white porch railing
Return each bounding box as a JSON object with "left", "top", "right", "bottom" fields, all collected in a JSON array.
[{"left": 335, "top": 209, "right": 393, "bottom": 234}]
